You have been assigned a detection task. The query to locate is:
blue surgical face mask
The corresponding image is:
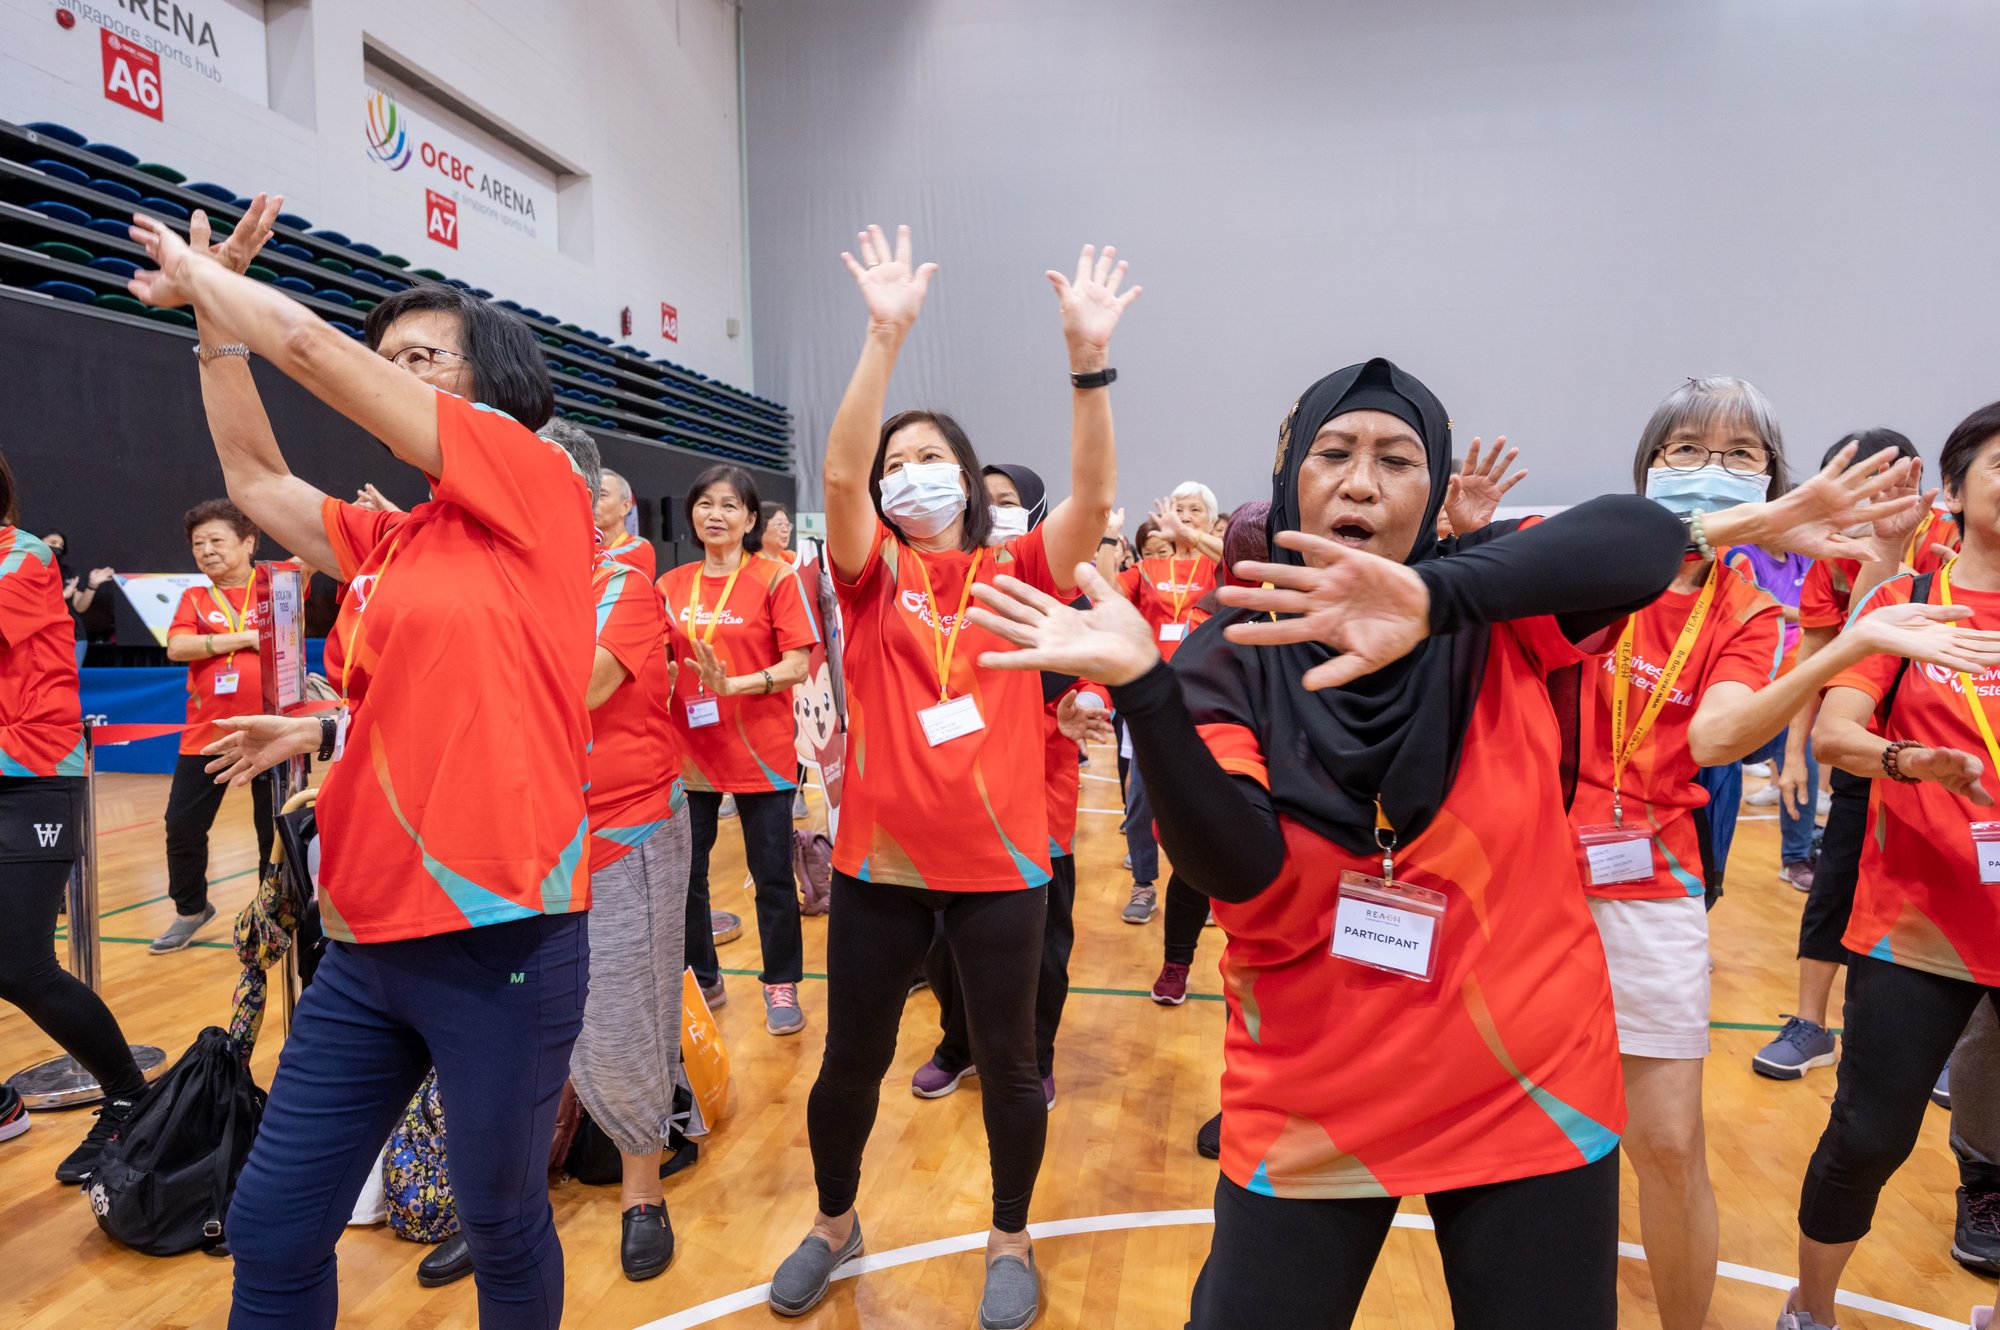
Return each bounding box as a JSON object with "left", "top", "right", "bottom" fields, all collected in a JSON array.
[{"left": 1644, "top": 464, "right": 1771, "bottom": 516}]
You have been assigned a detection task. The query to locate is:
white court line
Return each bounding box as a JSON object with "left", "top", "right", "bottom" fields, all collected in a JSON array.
[
  {"left": 629, "top": 1209, "right": 1972, "bottom": 1330},
  {"left": 1081, "top": 772, "right": 1122, "bottom": 783}
]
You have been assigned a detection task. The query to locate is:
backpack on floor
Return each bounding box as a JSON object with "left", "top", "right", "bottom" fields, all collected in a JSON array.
[
  {"left": 85, "top": 1026, "right": 265, "bottom": 1257},
  {"left": 383, "top": 1071, "right": 456, "bottom": 1244},
  {"left": 793, "top": 828, "right": 832, "bottom": 916},
  {"left": 559, "top": 1080, "right": 701, "bottom": 1185}
]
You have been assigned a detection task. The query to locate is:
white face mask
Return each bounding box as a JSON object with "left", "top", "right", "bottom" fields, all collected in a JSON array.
[
  {"left": 987, "top": 505, "right": 1031, "bottom": 545},
  {"left": 1643, "top": 463, "right": 1772, "bottom": 516},
  {"left": 879, "top": 462, "right": 966, "bottom": 538}
]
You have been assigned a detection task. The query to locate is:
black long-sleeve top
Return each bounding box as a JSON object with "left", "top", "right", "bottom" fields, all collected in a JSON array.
[{"left": 1109, "top": 494, "right": 1686, "bottom": 903}]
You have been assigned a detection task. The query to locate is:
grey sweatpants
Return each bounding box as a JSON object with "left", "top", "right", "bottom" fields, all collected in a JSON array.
[
  {"left": 570, "top": 813, "right": 692, "bottom": 1157},
  {"left": 1952, "top": 999, "right": 2000, "bottom": 1194}
]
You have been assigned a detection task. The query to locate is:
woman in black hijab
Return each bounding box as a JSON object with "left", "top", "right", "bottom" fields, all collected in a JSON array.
[{"left": 968, "top": 358, "right": 1685, "bottom": 1327}]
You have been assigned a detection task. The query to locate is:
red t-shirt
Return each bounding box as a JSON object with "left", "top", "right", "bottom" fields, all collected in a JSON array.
[
  {"left": 1570, "top": 560, "right": 1784, "bottom": 900},
  {"left": 1118, "top": 555, "right": 1218, "bottom": 661},
  {"left": 1195, "top": 615, "right": 1624, "bottom": 1197},
  {"left": 0, "top": 529, "right": 84, "bottom": 777},
  {"left": 832, "top": 522, "right": 1059, "bottom": 890},
  {"left": 1042, "top": 681, "right": 1107, "bottom": 858},
  {"left": 1799, "top": 516, "right": 1959, "bottom": 631},
  {"left": 659, "top": 554, "right": 821, "bottom": 793},
  {"left": 170, "top": 583, "right": 264, "bottom": 755},
  {"left": 1829, "top": 574, "right": 2000, "bottom": 985},
  {"left": 601, "top": 531, "right": 657, "bottom": 580},
  {"left": 316, "top": 391, "right": 596, "bottom": 943},
  {"left": 588, "top": 553, "right": 680, "bottom": 872}
]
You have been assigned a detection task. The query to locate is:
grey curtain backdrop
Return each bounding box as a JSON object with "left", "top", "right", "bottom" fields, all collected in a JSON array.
[{"left": 744, "top": 0, "right": 2000, "bottom": 518}]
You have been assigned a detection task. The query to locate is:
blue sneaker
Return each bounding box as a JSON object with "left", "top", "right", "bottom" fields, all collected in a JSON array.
[{"left": 1753, "top": 1016, "right": 1837, "bottom": 1080}]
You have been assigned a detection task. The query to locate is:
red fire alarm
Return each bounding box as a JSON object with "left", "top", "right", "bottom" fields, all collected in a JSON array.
[
  {"left": 620, "top": 306, "right": 632, "bottom": 337},
  {"left": 56, "top": 5, "right": 76, "bottom": 29}
]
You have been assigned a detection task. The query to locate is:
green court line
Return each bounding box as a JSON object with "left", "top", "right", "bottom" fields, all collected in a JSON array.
[{"left": 96, "top": 866, "right": 260, "bottom": 922}]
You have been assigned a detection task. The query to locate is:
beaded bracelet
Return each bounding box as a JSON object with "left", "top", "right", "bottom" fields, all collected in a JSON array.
[
  {"left": 1881, "top": 739, "right": 1922, "bottom": 783},
  {"left": 1689, "top": 510, "right": 1715, "bottom": 559}
]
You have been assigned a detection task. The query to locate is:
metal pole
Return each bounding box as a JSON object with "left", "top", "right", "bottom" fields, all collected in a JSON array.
[{"left": 9, "top": 722, "right": 167, "bottom": 1108}]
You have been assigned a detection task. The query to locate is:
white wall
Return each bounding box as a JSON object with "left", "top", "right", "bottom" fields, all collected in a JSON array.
[
  {"left": 2, "top": 0, "right": 754, "bottom": 387},
  {"left": 745, "top": 0, "right": 2000, "bottom": 515}
]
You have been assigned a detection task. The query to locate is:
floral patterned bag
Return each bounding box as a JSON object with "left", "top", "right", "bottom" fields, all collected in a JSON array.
[{"left": 383, "top": 1071, "right": 456, "bottom": 1244}]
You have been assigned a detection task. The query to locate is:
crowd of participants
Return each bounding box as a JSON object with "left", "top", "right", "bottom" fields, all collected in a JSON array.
[{"left": 0, "top": 204, "right": 1991, "bottom": 1330}]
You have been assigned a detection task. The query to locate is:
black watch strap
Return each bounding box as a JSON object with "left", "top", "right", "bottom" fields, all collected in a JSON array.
[
  {"left": 1070, "top": 367, "right": 1118, "bottom": 390},
  {"left": 317, "top": 714, "right": 337, "bottom": 762}
]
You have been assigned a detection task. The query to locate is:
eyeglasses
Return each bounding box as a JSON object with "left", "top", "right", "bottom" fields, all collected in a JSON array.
[
  {"left": 384, "top": 345, "right": 468, "bottom": 372},
  {"left": 1658, "top": 441, "right": 1771, "bottom": 476}
]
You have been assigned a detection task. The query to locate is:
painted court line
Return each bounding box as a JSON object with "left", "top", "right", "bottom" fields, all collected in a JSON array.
[{"left": 628, "top": 1209, "right": 1970, "bottom": 1330}]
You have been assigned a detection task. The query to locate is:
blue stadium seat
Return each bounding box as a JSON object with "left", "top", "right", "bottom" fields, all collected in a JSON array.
[
  {"left": 315, "top": 288, "right": 355, "bottom": 306},
  {"left": 308, "top": 229, "right": 352, "bottom": 246},
  {"left": 27, "top": 200, "right": 93, "bottom": 226},
  {"left": 89, "top": 178, "right": 142, "bottom": 204},
  {"left": 28, "top": 159, "right": 89, "bottom": 185},
  {"left": 470, "top": 287, "right": 492, "bottom": 299},
  {"left": 351, "top": 268, "right": 389, "bottom": 288},
  {"left": 185, "top": 182, "right": 236, "bottom": 203},
  {"left": 86, "top": 218, "right": 131, "bottom": 240},
  {"left": 275, "top": 211, "right": 313, "bottom": 230},
  {"left": 88, "top": 256, "right": 139, "bottom": 278},
  {"left": 139, "top": 196, "right": 189, "bottom": 220},
  {"left": 23, "top": 122, "right": 87, "bottom": 147},
  {"left": 269, "top": 241, "right": 313, "bottom": 261},
  {"left": 272, "top": 276, "right": 315, "bottom": 295},
  {"left": 328, "top": 321, "right": 363, "bottom": 339},
  {"left": 83, "top": 142, "right": 139, "bottom": 166},
  {"left": 33, "top": 280, "right": 95, "bottom": 303},
  {"left": 496, "top": 299, "right": 523, "bottom": 311}
]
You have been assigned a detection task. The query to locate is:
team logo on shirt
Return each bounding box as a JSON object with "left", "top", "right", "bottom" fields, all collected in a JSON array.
[
  {"left": 1152, "top": 578, "right": 1200, "bottom": 594},
  {"left": 202, "top": 606, "right": 259, "bottom": 628},
  {"left": 898, "top": 589, "right": 963, "bottom": 632},
  {"left": 348, "top": 574, "right": 380, "bottom": 614},
  {"left": 1918, "top": 661, "right": 2000, "bottom": 694},
  {"left": 678, "top": 605, "right": 747, "bottom": 630},
  {"left": 1597, "top": 652, "right": 1694, "bottom": 707}
]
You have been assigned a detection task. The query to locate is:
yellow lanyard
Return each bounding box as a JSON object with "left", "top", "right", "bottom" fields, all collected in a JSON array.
[
  {"left": 688, "top": 555, "right": 748, "bottom": 647},
  {"left": 338, "top": 533, "right": 404, "bottom": 699},
  {"left": 909, "top": 548, "right": 983, "bottom": 703},
  {"left": 1936, "top": 559, "right": 2000, "bottom": 781},
  {"left": 207, "top": 584, "right": 247, "bottom": 668},
  {"left": 1905, "top": 511, "right": 1937, "bottom": 565},
  {"left": 1611, "top": 562, "right": 1719, "bottom": 824},
  {"left": 1163, "top": 555, "right": 1201, "bottom": 626}
]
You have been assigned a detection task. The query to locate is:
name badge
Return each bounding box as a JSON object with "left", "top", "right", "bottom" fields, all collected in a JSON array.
[
  {"left": 1576, "top": 824, "right": 1654, "bottom": 886},
  {"left": 918, "top": 695, "right": 985, "bottom": 747},
  {"left": 214, "top": 672, "right": 240, "bottom": 696},
  {"left": 1331, "top": 870, "right": 1446, "bottom": 982},
  {"left": 1973, "top": 822, "right": 2000, "bottom": 884},
  {"left": 685, "top": 697, "right": 721, "bottom": 728},
  {"left": 1158, "top": 623, "right": 1187, "bottom": 642}
]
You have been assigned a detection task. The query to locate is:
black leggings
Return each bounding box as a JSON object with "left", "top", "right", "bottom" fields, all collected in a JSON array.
[
  {"left": 927, "top": 854, "right": 1076, "bottom": 1079},
  {"left": 0, "top": 858, "right": 145, "bottom": 1100},
  {"left": 682, "top": 789, "right": 804, "bottom": 987},
  {"left": 1797, "top": 768, "right": 1868, "bottom": 964},
  {"left": 810, "top": 872, "right": 1046, "bottom": 1231},
  {"left": 1162, "top": 873, "right": 1207, "bottom": 966},
  {"left": 1799, "top": 955, "right": 2000, "bottom": 1243},
  {"left": 164, "top": 754, "right": 274, "bottom": 916},
  {"left": 1189, "top": 1153, "right": 1620, "bottom": 1329}
]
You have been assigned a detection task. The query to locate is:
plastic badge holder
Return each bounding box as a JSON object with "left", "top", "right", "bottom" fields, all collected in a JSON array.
[
  {"left": 1331, "top": 871, "right": 1447, "bottom": 983},
  {"left": 1971, "top": 822, "right": 2000, "bottom": 884},
  {"left": 1575, "top": 824, "right": 1653, "bottom": 886}
]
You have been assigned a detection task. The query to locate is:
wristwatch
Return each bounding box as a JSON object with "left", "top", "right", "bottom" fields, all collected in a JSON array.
[
  {"left": 1070, "top": 367, "right": 1118, "bottom": 390},
  {"left": 194, "top": 343, "right": 251, "bottom": 361}
]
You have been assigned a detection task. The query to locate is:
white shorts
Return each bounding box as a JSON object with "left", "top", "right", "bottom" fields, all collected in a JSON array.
[{"left": 1587, "top": 894, "right": 1712, "bottom": 1061}]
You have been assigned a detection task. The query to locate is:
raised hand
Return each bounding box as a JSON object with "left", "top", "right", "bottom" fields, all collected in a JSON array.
[
  {"left": 1149, "top": 497, "right": 1186, "bottom": 544},
  {"left": 1105, "top": 507, "right": 1126, "bottom": 539},
  {"left": 968, "top": 565, "right": 1160, "bottom": 686},
  {"left": 1858, "top": 459, "right": 1938, "bottom": 565},
  {"left": 194, "top": 191, "right": 282, "bottom": 275},
  {"left": 1055, "top": 690, "right": 1115, "bottom": 745},
  {"left": 1848, "top": 601, "right": 2000, "bottom": 676},
  {"left": 1218, "top": 530, "right": 1432, "bottom": 691},
  {"left": 1759, "top": 443, "right": 1921, "bottom": 562},
  {"left": 1902, "top": 745, "right": 1994, "bottom": 806},
  {"left": 839, "top": 224, "right": 938, "bottom": 333},
  {"left": 1443, "top": 436, "right": 1526, "bottom": 535},
  {"left": 354, "top": 484, "right": 402, "bottom": 514},
  {"left": 691, "top": 638, "right": 733, "bottom": 696},
  {"left": 1047, "top": 244, "right": 1142, "bottom": 359},
  {"left": 126, "top": 213, "right": 201, "bottom": 308}
]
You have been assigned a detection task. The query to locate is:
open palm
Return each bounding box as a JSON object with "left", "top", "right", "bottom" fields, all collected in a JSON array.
[
  {"left": 1850, "top": 601, "right": 2000, "bottom": 675},
  {"left": 1048, "top": 244, "right": 1141, "bottom": 354},
  {"left": 840, "top": 224, "right": 938, "bottom": 332},
  {"left": 1765, "top": 442, "right": 1921, "bottom": 561},
  {"left": 1444, "top": 436, "right": 1526, "bottom": 534},
  {"left": 1218, "top": 531, "right": 1432, "bottom": 691},
  {"left": 967, "top": 566, "right": 1160, "bottom": 686},
  {"left": 196, "top": 191, "right": 283, "bottom": 275}
]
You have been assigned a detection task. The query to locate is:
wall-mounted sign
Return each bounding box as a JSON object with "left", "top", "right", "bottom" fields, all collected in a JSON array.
[
  {"left": 74, "top": 0, "right": 270, "bottom": 107},
  {"left": 363, "top": 79, "right": 558, "bottom": 251},
  {"left": 100, "top": 29, "right": 162, "bottom": 120},
  {"left": 661, "top": 302, "right": 679, "bottom": 342},
  {"left": 424, "top": 188, "right": 458, "bottom": 248}
]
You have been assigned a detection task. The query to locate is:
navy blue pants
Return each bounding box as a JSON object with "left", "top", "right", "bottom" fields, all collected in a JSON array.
[{"left": 226, "top": 913, "right": 587, "bottom": 1329}]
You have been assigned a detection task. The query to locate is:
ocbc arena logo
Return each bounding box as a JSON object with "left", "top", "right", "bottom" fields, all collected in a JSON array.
[{"left": 364, "top": 91, "right": 412, "bottom": 170}]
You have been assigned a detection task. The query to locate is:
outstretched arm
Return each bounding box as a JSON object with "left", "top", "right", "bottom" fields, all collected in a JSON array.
[{"left": 1037, "top": 246, "right": 1140, "bottom": 585}]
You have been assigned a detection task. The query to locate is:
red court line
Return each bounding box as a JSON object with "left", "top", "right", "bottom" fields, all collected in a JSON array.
[{"left": 97, "top": 819, "right": 160, "bottom": 836}]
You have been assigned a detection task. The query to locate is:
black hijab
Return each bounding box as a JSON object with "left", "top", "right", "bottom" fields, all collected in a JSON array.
[
  {"left": 1177, "top": 357, "right": 1509, "bottom": 856},
  {"left": 983, "top": 463, "right": 1048, "bottom": 529}
]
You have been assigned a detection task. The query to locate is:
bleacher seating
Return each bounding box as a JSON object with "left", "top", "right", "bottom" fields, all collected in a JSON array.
[{"left": 0, "top": 118, "right": 792, "bottom": 472}]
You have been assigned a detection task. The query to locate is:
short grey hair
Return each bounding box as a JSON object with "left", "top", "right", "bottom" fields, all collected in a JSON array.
[
  {"left": 537, "top": 418, "right": 603, "bottom": 500},
  {"left": 601, "top": 469, "right": 633, "bottom": 503},
  {"left": 1170, "top": 480, "right": 1218, "bottom": 522},
  {"left": 1631, "top": 375, "right": 1789, "bottom": 496}
]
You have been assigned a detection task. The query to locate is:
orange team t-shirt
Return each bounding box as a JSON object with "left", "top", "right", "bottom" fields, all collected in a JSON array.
[
  {"left": 587, "top": 552, "right": 681, "bottom": 872},
  {"left": 1799, "top": 515, "right": 1959, "bottom": 631},
  {"left": 833, "top": 521, "right": 1060, "bottom": 890},
  {"left": 601, "top": 530, "right": 657, "bottom": 580},
  {"left": 1828, "top": 573, "right": 2000, "bottom": 985},
  {"left": 317, "top": 390, "right": 596, "bottom": 944},
  {"left": 1194, "top": 614, "right": 1625, "bottom": 1197},
  {"left": 659, "top": 553, "right": 820, "bottom": 793},
  {"left": 170, "top": 583, "right": 263, "bottom": 755},
  {"left": 1119, "top": 555, "right": 1218, "bottom": 662},
  {"left": 1570, "top": 559, "right": 1783, "bottom": 900},
  {"left": 0, "top": 529, "right": 84, "bottom": 777}
]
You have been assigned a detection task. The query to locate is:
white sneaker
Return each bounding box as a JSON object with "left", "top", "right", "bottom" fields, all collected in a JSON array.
[
  {"left": 1817, "top": 791, "right": 1831, "bottom": 817},
  {"left": 1776, "top": 1288, "right": 1838, "bottom": 1329},
  {"left": 1746, "top": 785, "right": 1782, "bottom": 807},
  {"left": 1744, "top": 761, "right": 1775, "bottom": 778}
]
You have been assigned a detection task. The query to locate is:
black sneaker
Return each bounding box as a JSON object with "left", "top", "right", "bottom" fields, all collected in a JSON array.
[
  {"left": 0, "top": 1084, "right": 30, "bottom": 1144},
  {"left": 54, "top": 1095, "right": 135, "bottom": 1185},
  {"left": 1195, "top": 1113, "right": 1221, "bottom": 1160},
  {"left": 1954, "top": 1187, "right": 2000, "bottom": 1276}
]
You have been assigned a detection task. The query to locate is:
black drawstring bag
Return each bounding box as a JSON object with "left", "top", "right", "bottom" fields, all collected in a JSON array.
[{"left": 85, "top": 1027, "right": 265, "bottom": 1256}]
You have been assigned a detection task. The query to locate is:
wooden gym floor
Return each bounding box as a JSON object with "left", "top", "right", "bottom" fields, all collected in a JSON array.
[{"left": 1, "top": 749, "right": 1990, "bottom": 1329}]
